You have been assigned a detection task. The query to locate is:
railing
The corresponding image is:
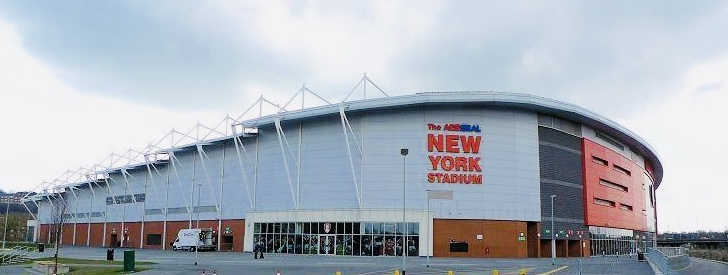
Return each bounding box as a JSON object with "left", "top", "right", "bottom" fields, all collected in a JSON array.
[
  {"left": 646, "top": 247, "right": 690, "bottom": 275},
  {"left": 0, "top": 246, "right": 34, "bottom": 265},
  {"left": 656, "top": 246, "right": 688, "bottom": 257}
]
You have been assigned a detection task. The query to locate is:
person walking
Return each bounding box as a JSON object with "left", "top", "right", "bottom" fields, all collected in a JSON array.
[{"left": 255, "top": 239, "right": 264, "bottom": 259}]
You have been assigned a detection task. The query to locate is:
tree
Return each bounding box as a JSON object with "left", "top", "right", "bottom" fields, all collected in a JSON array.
[{"left": 49, "top": 194, "right": 68, "bottom": 275}]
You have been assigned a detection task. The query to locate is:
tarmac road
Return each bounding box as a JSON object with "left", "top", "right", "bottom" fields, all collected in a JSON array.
[
  {"left": 5, "top": 245, "right": 721, "bottom": 275},
  {"left": 681, "top": 257, "right": 728, "bottom": 275}
]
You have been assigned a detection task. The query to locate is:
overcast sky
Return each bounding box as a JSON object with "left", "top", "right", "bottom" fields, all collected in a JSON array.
[{"left": 1, "top": 1, "right": 726, "bottom": 233}]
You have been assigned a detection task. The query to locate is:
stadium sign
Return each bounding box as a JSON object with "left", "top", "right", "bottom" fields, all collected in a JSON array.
[{"left": 426, "top": 123, "right": 483, "bottom": 184}]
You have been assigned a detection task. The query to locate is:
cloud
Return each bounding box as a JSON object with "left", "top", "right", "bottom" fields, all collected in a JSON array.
[
  {"left": 620, "top": 51, "right": 728, "bottom": 232},
  {"left": 0, "top": 1, "right": 279, "bottom": 111},
  {"left": 0, "top": 18, "right": 223, "bottom": 192},
  {"left": 3, "top": 0, "right": 726, "bottom": 118},
  {"left": 2, "top": 0, "right": 728, "bottom": 231}
]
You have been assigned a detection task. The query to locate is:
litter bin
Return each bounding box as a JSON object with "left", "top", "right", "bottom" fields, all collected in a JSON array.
[
  {"left": 637, "top": 252, "right": 645, "bottom": 261},
  {"left": 37, "top": 243, "right": 45, "bottom": 252},
  {"left": 106, "top": 248, "right": 114, "bottom": 261},
  {"left": 123, "top": 250, "right": 135, "bottom": 271}
]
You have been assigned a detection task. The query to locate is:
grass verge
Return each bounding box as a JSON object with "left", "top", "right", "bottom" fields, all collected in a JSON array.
[
  {"left": 34, "top": 257, "right": 156, "bottom": 265},
  {"left": 65, "top": 265, "right": 152, "bottom": 274}
]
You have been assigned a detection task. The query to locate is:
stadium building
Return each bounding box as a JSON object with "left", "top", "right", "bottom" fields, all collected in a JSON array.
[{"left": 24, "top": 81, "right": 662, "bottom": 258}]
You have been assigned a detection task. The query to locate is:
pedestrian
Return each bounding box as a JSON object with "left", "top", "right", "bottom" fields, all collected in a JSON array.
[
  {"left": 254, "top": 240, "right": 259, "bottom": 259},
  {"left": 257, "top": 240, "right": 265, "bottom": 259}
]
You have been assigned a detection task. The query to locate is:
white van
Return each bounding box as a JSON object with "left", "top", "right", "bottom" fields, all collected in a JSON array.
[{"left": 171, "top": 228, "right": 217, "bottom": 251}]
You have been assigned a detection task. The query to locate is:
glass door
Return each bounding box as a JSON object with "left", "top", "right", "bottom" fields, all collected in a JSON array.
[{"left": 319, "top": 234, "right": 335, "bottom": 255}]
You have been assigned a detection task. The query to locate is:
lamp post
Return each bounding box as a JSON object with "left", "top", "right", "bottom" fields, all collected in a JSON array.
[
  {"left": 3, "top": 197, "right": 9, "bottom": 248},
  {"left": 195, "top": 183, "right": 201, "bottom": 266},
  {"left": 550, "top": 195, "right": 556, "bottom": 265},
  {"left": 400, "top": 148, "right": 408, "bottom": 275}
]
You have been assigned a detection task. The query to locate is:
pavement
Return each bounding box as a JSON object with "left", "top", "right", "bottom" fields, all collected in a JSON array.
[
  {"left": 0, "top": 246, "right": 665, "bottom": 274},
  {"left": 680, "top": 257, "right": 728, "bottom": 275}
]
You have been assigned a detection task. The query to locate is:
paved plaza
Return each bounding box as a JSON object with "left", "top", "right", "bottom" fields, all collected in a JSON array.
[{"left": 1, "top": 245, "right": 674, "bottom": 274}]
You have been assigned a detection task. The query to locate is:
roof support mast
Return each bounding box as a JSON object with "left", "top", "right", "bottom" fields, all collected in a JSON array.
[{"left": 339, "top": 74, "right": 389, "bottom": 208}]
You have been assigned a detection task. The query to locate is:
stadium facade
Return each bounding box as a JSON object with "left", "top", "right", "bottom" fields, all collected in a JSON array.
[{"left": 24, "top": 87, "right": 662, "bottom": 258}]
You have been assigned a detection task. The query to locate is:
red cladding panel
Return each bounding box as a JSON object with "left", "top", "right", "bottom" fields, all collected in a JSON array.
[{"left": 583, "top": 139, "right": 647, "bottom": 231}]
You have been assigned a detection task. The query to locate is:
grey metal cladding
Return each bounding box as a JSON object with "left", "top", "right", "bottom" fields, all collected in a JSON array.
[
  {"left": 540, "top": 181, "right": 584, "bottom": 220},
  {"left": 538, "top": 127, "right": 581, "bottom": 150},
  {"left": 539, "top": 145, "right": 582, "bottom": 184},
  {"left": 539, "top": 126, "right": 585, "bottom": 226}
]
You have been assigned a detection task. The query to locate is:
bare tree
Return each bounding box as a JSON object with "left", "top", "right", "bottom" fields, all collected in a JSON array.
[{"left": 49, "top": 194, "right": 68, "bottom": 275}]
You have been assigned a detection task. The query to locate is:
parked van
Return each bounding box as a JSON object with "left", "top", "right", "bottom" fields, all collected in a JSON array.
[{"left": 171, "top": 228, "right": 217, "bottom": 251}]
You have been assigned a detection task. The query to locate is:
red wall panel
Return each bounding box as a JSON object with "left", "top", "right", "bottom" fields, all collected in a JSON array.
[
  {"left": 75, "top": 223, "right": 89, "bottom": 245},
  {"left": 583, "top": 139, "right": 648, "bottom": 231}
]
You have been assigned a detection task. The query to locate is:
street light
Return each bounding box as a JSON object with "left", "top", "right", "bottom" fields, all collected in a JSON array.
[
  {"left": 3, "top": 197, "right": 9, "bottom": 248},
  {"left": 195, "top": 183, "right": 201, "bottom": 266},
  {"left": 400, "top": 148, "right": 408, "bottom": 275},
  {"left": 550, "top": 194, "right": 556, "bottom": 265}
]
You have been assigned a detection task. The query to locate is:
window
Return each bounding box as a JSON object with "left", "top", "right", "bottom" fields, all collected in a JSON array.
[
  {"left": 167, "top": 207, "right": 189, "bottom": 214},
  {"left": 599, "top": 179, "right": 628, "bottom": 192},
  {"left": 193, "top": 205, "right": 218, "bottom": 213},
  {"left": 620, "top": 204, "right": 633, "bottom": 211},
  {"left": 594, "top": 198, "right": 616, "bottom": 207},
  {"left": 145, "top": 209, "right": 163, "bottom": 215},
  {"left": 613, "top": 165, "right": 631, "bottom": 176},
  {"left": 592, "top": 156, "right": 608, "bottom": 166},
  {"left": 146, "top": 234, "right": 162, "bottom": 245}
]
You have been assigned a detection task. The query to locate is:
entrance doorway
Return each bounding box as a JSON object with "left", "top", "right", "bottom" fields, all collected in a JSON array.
[
  {"left": 319, "top": 235, "right": 335, "bottom": 255},
  {"left": 221, "top": 236, "right": 234, "bottom": 251}
]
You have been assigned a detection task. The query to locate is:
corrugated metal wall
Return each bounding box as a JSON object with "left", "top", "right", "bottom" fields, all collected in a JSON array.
[{"left": 538, "top": 126, "right": 587, "bottom": 238}]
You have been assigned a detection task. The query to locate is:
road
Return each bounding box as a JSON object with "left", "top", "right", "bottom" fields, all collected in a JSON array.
[
  {"left": 681, "top": 257, "right": 728, "bottom": 275},
  {"left": 6, "top": 246, "right": 727, "bottom": 274}
]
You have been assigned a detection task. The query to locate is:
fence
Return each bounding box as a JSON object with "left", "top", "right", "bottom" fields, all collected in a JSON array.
[{"left": 646, "top": 247, "right": 690, "bottom": 275}]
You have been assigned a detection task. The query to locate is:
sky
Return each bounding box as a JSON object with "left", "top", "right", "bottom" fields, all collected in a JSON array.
[{"left": 0, "top": 0, "right": 726, "bottom": 233}]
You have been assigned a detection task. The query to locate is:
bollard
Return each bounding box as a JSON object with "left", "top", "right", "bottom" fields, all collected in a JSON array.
[
  {"left": 519, "top": 268, "right": 527, "bottom": 275},
  {"left": 447, "top": 270, "right": 454, "bottom": 275},
  {"left": 492, "top": 269, "right": 499, "bottom": 275},
  {"left": 276, "top": 269, "right": 282, "bottom": 275},
  {"left": 201, "top": 270, "right": 205, "bottom": 275},
  {"left": 213, "top": 269, "right": 217, "bottom": 275}
]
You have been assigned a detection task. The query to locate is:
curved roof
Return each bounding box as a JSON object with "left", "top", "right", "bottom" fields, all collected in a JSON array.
[{"left": 243, "top": 91, "right": 663, "bottom": 188}]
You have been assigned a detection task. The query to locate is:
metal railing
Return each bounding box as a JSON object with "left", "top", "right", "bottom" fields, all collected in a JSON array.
[
  {"left": 0, "top": 246, "right": 34, "bottom": 265},
  {"left": 656, "top": 246, "right": 688, "bottom": 257},
  {"left": 646, "top": 247, "right": 690, "bottom": 275}
]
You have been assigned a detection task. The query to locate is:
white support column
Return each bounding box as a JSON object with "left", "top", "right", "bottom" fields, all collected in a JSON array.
[
  {"left": 86, "top": 182, "right": 94, "bottom": 246},
  {"left": 102, "top": 175, "right": 113, "bottom": 247},
  {"left": 296, "top": 123, "right": 303, "bottom": 208},
  {"left": 189, "top": 152, "right": 197, "bottom": 228},
  {"left": 140, "top": 172, "right": 147, "bottom": 249},
  {"left": 163, "top": 162, "right": 171, "bottom": 250},
  {"left": 67, "top": 187, "right": 79, "bottom": 246},
  {"left": 274, "top": 117, "right": 299, "bottom": 208},
  {"left": 120, "top": 170, "right": 138, "bottom": 248},
  {"left": 196, "top": 145, "right": 220, "bottom": 216},
  {"left": 44, "top": 195, "right": 54, "bottom": 245},
  {"left": 254, "top": 135, "right": 260, "bottom": 210},
  {"left": 144, "top": 153, "right": 169, "bottom": 250},
  {"left": 232, "top": 134, "right": 254, "bottom": 209},
  {"left": 338, "top": 106, "right": 363, "bottom": 207},
  {"left": 217, "top": 143, "right": 226, "bottom": 251},
  {"left": 168, "top": 152, "right": 192, "bottom": 229}
]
